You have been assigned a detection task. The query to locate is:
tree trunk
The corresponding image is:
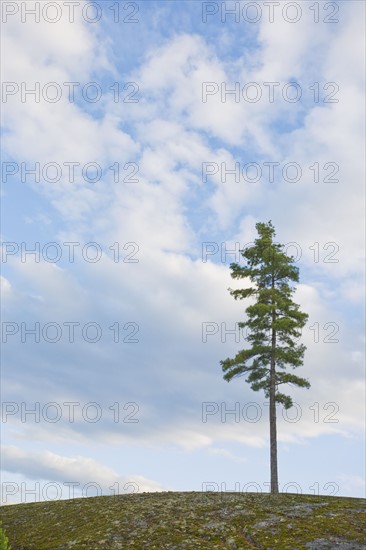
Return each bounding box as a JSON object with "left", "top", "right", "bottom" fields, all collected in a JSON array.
[{"left": 270, "top": 274, "right": 279, "bottom": 494}]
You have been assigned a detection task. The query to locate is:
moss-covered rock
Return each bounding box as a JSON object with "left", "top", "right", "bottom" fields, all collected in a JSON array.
[{"left": 1, "top": 492, "right": 365, "bottom": 549}]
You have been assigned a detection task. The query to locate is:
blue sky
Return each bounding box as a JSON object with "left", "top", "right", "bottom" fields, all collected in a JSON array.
[{"left": 1, "top": 0, "right": 365, "bottom": 504}]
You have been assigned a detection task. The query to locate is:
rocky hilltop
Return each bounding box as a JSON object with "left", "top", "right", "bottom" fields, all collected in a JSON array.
[{"left": 1, "top": 491, "right": 365, "bottom": 549}]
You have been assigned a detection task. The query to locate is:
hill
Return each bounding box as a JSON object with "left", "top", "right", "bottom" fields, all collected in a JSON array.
[{"left": 1, "top": 491, "right": 365, "bottom": 549}]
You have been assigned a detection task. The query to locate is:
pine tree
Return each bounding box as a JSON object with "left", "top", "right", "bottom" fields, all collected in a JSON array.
[{"left": 220, "top": 221, "right": 310, "bottom": 494}]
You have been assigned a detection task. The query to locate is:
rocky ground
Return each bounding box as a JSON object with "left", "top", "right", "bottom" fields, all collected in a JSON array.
[{"left": 1, "top": 491, "right": 365, "bottom": 549}]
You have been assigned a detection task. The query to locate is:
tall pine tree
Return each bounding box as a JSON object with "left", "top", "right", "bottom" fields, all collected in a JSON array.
[{"left": 220, "top": 221, "right": 310, "bottom": 494}]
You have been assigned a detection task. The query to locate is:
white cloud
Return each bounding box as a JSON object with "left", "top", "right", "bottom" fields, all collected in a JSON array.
[
  {"left": 1, "top": 445, "right": 164, "bottom": 504},
  {"left": 0, "top": 276, "right": 12, "bottom": 298},
  {"left": 207, "top": 447, "right": 247, "bottom": 463},
  {"left": 335, "top": 473, "right": 366, "bottom": 495}
]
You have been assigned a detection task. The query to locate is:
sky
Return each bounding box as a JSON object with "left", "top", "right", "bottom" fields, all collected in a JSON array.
[{"left": 0, "top": 0, "right": 365, "bottom": 504}]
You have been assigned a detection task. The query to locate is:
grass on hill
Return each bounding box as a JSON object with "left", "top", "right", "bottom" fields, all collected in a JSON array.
[{"left": 1, "top": 491, "right": 365, "bottom": 549}]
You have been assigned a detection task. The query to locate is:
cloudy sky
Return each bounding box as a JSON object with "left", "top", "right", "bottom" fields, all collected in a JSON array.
[{"left": 1, "top": 0, "right": 365, "bottom": 504}]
